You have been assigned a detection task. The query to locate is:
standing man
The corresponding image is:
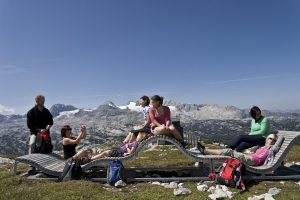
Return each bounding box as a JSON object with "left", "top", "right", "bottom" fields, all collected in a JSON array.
[{"left": 26, "top": 94, "right": 53, "bottom": 173}]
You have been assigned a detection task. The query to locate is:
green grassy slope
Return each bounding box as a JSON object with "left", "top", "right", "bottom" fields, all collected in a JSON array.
[{"left": 1, "top": 145, "right": 300, "bottom": 200}]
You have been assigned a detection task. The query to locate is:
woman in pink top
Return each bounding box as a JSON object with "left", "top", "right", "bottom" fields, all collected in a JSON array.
[
  {"left": 149, "top": 95, "right": 189, "bottom": 148},
  {"left": 197, "top": 134, "right": 278, "bottom": 166}
]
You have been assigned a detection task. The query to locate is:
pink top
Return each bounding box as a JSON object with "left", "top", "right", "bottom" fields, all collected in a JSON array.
[
  {"left": 149, "top": 106, "right": 171, "bottom": 127},
  {"left": 249, "top": 146, "right": 270, "bottom": 166}
]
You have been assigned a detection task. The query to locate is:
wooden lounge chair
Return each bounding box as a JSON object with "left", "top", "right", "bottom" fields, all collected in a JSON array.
[{"left": 244, "top": 130, "right": 300, "bottom": 178}]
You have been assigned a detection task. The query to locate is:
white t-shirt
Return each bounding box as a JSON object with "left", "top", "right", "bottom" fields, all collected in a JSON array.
[{"left": 142, "top": 106, "right": 150, "bottom": 124}]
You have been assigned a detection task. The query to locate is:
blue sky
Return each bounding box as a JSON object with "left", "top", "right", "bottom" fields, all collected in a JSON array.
[{"left": 0, "top": 0, "right": 299, "bottom": 115}]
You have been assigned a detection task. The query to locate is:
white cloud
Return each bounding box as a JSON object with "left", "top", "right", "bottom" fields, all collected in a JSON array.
[
  {"left": 53, "top": 92, "right": 175, "bottom": 99},
  {"left": 0, "top": 104, "right": 15, "bottom": 114},
  {"left": 204, "top": 73, "right": 298, "bottom": 85},
  {"left": 0, "top": 65, "right": 27, "bottom": 75}
]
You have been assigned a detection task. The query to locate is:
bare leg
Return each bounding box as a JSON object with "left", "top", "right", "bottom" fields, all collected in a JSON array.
[
  {"left": 126, "top": 132, "right": 137, "bottom": 143},
  {"left": 76, "top": 150, "right": 89, "bottom": 159},
  {"left": 123, "top": 133, "right": 131, "bottom": 143},
  {"left": 204, "top": 149, "right": 222, "bottom": 155},
  {"left": 128, "top": 133, "right": 137, "bottom": 143},
  {"left": 154, "top": 126, "right": 182, "bottom": 141},
  {"left": 154, "top": 126, "right": 173, "bottom": 137},
  {"left": 91, "top": 150, "right": 110, "bottom": 161},
  {"left": 168, "top": 126, "right": 182, "bottom": 141}
]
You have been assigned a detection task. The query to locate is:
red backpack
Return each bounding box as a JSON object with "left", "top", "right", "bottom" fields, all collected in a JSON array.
[
  {"left": 35, "top": 131, "right": 53, "bottom": 153},
  {"left": 209, "top": 158, "right": 245, "bottom": 190}
]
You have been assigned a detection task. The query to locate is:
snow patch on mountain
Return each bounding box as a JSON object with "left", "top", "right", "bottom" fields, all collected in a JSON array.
[
  {"left": 49, "top": 104, "right": 78, "bottom": 117},
  {"left": 57, "top": 109, "right": 80, "bottom": 118},
  {"left": 102, "top": 101, "right": 118, "bottom": 108},
  {"left": 118, "top": 101, "right": 143, "bottom": 111},
  {"left": 169, "top": 106, "right": 176, "bottom": 111}
]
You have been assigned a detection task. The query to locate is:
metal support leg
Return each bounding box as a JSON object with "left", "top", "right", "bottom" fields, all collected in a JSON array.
[
  {"left": 14, "top": 161, "right": 18, "bottom": 175},
  {"left": 209, "top": 160, "right": 215, "bottom": 173},
  {"left": 198, "top": 161, "right": 209, "bottom": 176}
]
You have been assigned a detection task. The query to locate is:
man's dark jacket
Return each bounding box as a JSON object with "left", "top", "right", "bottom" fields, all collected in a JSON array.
[{"left": 27, "top": 105, "right": 53, "bottom": 135}]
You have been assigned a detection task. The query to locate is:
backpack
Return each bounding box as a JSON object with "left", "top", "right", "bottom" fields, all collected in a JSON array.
[
  {"left": 58, "top": 159, "right": 82, "bottom": 182},
  {"left": 35, "top": 131, "right": 53, "bottom": 153},
  {"left": 107, "top": 160, "right": 125, "bottom": 185},
  {"left": 208, "top": 158, "right": 245, "bottom": 190}
]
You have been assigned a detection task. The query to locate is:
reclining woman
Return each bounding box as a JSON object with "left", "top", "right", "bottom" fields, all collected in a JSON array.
[
  {"left": 91, "top": 132, "right": 147, "bottom": 161},
  {"left": 225, "top": 106, "right": 270, "bottom": 152},
  {"left": 197, "top": 134, "right": 278, "bottom": 166},
  {"left": 123, "top": 95, "right": 151, "bottom": 144},
  {"left": 61, "top": 125, "right": 92, "bottom": 164},
  {"left": 149, "top": 95, "right": 188, "bottom": 148}
]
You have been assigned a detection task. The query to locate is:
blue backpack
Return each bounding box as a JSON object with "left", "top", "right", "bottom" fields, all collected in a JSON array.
[{"left": 107, "top": 160, "right": 124, "bottom": 185}]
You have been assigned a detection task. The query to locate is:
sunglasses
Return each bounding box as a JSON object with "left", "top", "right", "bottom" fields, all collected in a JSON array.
[{"left": 268, "top": 137, "right": 276, "bottom": 142}]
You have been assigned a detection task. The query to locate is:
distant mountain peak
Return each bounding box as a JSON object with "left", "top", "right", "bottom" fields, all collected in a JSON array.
[
  {"left": 49, "top": 104, "right": 78, "bottom": 117},
  {"left": 163, "top": 99, "right": 181, "bottom": 106},
  {"left": 102, "top": 101, "right": 117, "bottom": 107}
]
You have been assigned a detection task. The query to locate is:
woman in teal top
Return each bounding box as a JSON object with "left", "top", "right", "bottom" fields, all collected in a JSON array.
[{"left": 224, "top": 106, "right": 270, "bottom": 152}]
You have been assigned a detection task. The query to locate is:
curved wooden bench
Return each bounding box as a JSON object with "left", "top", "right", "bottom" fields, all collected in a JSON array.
[
  {"left": 14, "top": 153, "right": 65, "bottom": 177},
  {"left": 14, "top": 131, "right": 300, "bottom": 179},
  {"left": 81, "top": 135, "right": 228, "bottom": 172},
  {"left": 14, "top": 135, "right": 228, "bottom": 177}
]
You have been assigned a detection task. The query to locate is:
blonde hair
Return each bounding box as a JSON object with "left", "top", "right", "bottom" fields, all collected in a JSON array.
[
  {"left": 136, "top": 132, "right": 148, "bottom": 142},
  {"left": 35, "top": 94, "right": 45, "bottom": 101},
  {"left": 265, "top": 134, "right": 278, "bottom": 146}
]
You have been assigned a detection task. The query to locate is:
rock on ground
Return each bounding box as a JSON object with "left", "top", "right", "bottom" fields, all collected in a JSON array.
[
  {"left": 197, "top": 184, "right": 208, "bottom": 192},
  {"left": 174, "top": 188, "right": 192, "bottom": 196},
  {"left": 164, "top": 182, "right": 178, "bottom": 189},
  {"left": 115, "top": 180, "right": 127, "bottom": 188},
  {"left": 0, "top": 157, "right": 14, "bottom": 164},
  {"left": 268, "top": 187, "right": 281, "bottom": 196}
]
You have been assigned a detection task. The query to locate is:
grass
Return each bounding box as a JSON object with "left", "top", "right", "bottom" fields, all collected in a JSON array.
[{"left": 1, "top": 144, "right": 300, "bottom": 199}]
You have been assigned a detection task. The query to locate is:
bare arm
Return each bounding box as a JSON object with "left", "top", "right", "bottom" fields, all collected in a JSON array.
[
  {"left": 166, "top": 120, "right": 171, "bottom": 127},
  {"left": 63, "top": 131, "right": 84, "bottom": 145},
  {"left": 127, "top": 146, "right": 137, "bottom": 154},
  {"left": 165, "top": 107, "right": 171, "bottom": 128},
  {"left": 141, "top": 113, "right": 151, "bottom": 128}
]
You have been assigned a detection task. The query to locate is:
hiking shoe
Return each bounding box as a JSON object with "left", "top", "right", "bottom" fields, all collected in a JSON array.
[
  {"left": 115, "top": 180, "right": 127, "bottom": 188},
  {"left": 197, "top": 142, "right": 206, "bottom": 154},
  {"left": 180, "top": 141, "right": 190, "bottom": 149}
]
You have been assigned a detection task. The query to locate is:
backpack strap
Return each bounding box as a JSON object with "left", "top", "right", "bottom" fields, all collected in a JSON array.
[
  {"left": 235, "top": 163, "right": 245, "bottom": 190},
  {"left": 218, "top": 161, "right": 228, "bottom": 177}
]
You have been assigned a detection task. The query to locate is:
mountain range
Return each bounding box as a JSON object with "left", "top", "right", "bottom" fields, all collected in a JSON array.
[{"left": 0, "top": 100, "right": 299, "bottom": 156}]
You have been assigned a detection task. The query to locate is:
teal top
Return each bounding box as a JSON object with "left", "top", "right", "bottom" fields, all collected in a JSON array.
[{"left": 249, "top": 116, "right": 270, "bottom": 138}]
